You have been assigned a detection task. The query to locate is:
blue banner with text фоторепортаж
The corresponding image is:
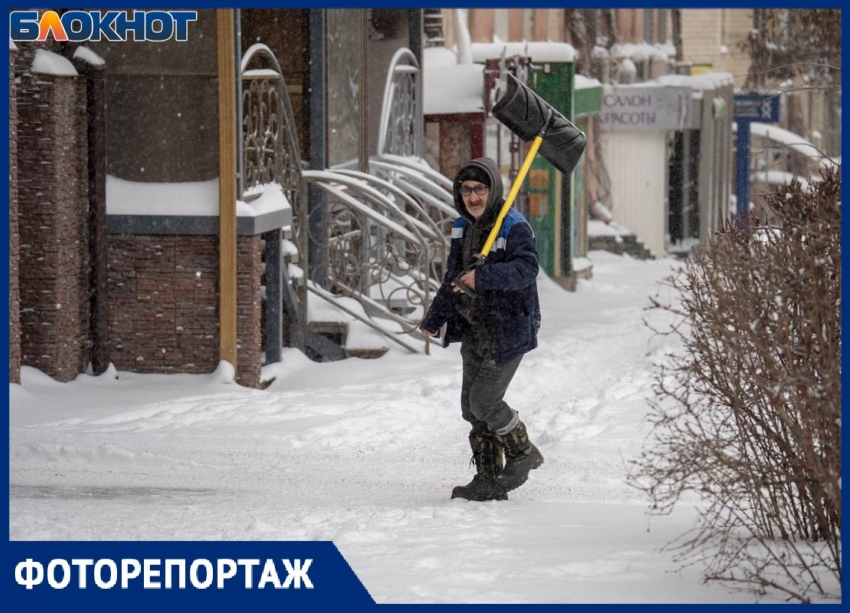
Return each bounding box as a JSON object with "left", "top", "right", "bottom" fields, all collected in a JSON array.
[{"left": 6, "top": 541, "right": 374, "bottom": 609}]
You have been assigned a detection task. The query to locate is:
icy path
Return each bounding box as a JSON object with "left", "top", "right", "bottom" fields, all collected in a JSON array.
[{"left": 9, "top": 252, "right": 794, "bottom": 603}]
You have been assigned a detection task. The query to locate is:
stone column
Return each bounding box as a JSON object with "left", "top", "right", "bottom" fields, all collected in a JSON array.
[
  {"left": 9, "top": 43, "right": 20, "bottom": 384},
  {"left": 17, "top": 61, "right": 91, "bottom": 382}
]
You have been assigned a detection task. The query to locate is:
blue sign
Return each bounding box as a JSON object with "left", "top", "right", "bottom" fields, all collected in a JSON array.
[
  {"left": 5, "top": 541, "right": 375, "bottom": 611},
  {"left": 733, "top": 93, "right": 781, "bottom": 223},
  {"left": 733, "top": 93, "right": 780, "bottom": 123}
]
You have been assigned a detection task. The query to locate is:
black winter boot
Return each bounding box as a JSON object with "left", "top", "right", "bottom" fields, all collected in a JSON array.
[
  {"left": 451, "top": 432, "right": 508, "bottom": 501},
  {"left": 495, "top": 420, "right": 544, "bottom": 492}
]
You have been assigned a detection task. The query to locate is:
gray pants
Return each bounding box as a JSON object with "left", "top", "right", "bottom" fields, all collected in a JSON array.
[{"left": 460, "top": 335, "right": 522, "bottom": 435}]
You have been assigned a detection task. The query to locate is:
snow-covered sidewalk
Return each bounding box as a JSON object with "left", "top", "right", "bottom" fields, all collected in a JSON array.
[{"left": 8, "top": 251, "right": 797, "bottom": 603}]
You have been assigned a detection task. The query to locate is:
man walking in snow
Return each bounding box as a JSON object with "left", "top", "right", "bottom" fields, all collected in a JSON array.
[{"left": 420, "top": 157, "right": 544, "bottom": 502}]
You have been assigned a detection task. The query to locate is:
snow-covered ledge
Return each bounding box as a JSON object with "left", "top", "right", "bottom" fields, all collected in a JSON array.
[
  {"left": 106, "top": 176, "right": 292, "bottom": 235},
  {"left": 73, "top": 46, "right": 106, "bottom": 67},
  {"left": 31, "top": 49, "right": 78, "bottom": 77}
]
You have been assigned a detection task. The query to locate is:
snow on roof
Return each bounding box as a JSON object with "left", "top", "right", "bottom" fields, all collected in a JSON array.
[
  {"left": 591, "top": 45, "right": 609, "bottom": 60},
  {"left": 619, "top": 58, "right": 637, "bottom": 77},
  {"left": 575, "top": 74, "right": 602, "bottom": 90},
  {"left": 31, "top": 49, "right": 78, "bottom": 77},
  {"left": 73, "top": 46, "right": 105, "bottom": 67},
  {"left": 745, "top": 122, "right": 839, "bottom": 171},
  {"left": 657, "top": 42, "right": 676, "bottom": 58},
  {"left": 751, "top": 170, "right": 813, "bottom": 190},
  {"left": 655, "top": 72, "right": 734, "bottom": 90},
  {"left": 424, "top": 62, "right": 485, "bottom": 115},
  {"left": 471, "top": 41, "right": 576, "bottom": 63},
  {"left": 611, "top": 42, "right": 669, "bottom": 62},
  {"left": 106, "top": 176, "right": 290, "bottom": 217}
]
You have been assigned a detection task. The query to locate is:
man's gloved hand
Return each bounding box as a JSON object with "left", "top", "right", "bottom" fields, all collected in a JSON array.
[{"left": 451, "top": 269, "right": 476, "bottom": 293}]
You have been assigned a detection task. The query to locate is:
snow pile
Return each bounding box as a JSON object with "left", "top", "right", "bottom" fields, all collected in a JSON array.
[
  {"left": 423, "top": 46, "right": 459, "bottom": 68},
  {"left": 423, "top": 48, "right": 485, "bottom": 115},
  {"left": 588, "top": 219, "right": 633, "bottom": 237}
]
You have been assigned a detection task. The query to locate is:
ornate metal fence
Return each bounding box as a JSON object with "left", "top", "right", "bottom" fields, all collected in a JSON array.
[
  {"left": 241, "top": 43, "right": 303, "bottom": 210},
  {"left": 241, "top": 44, "right": 306, "bottom": 359}
]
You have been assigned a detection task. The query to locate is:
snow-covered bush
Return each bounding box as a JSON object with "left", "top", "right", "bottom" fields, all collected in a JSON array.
[{"left": 631, "top": 169, "right": 841, "bottom": 602}]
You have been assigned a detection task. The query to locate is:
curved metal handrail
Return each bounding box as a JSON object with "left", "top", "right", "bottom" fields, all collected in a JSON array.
[
  {"left": 377, "top": 48, "right": 423, "bottom": 158},
  {"left": 370, "top": 160, "right": 455, "bottom": 210},
  {"left": 376, "top": 153, "right": 454, "bottom": 191},
  {"left": 240, "top": 43, "right": 455, "bottom": 358},
  {"left": 241, "top": 44, "right": 310, "bottom": 361},
  {"left": 241, "top": 43, "right": 303, "bottom": 208},
  {"left": 333, "top": 168, "right": 449, "bottom": 273},
  {"left": 302, "top": 170, "right": 438, "bottom": 338},
  {"left": 369, "top": 159, "right": 458, "bottom": 232}
]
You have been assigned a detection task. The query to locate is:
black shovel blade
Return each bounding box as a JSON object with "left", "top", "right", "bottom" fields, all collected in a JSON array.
[{"left": 492, "top": 73, "right": 588, "bottom": 177}]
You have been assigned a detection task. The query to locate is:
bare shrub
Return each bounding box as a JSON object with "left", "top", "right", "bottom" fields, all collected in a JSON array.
[{"left": 630, "top": 169, "right": 841, "bottom": 602}]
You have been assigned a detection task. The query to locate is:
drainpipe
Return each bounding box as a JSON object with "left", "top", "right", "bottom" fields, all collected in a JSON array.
[
  {"left": 234, "top": 9, "right": 244, "bottom": 199},
  {"left": 672, "top": 10, "right": 683, "bottom": 64},
  {"left": 308, "top": 10, "right": 328, "bottom": 286},
  {"left": 217, "top": 9, "right": 238, "bottom": 373}
]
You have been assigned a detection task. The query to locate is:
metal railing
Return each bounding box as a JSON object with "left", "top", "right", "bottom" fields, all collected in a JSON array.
[
  {"left": 241, "top": 44, "right": 455, "bottom": 359},
  {"left": 296, "top": 47, "right": 455, "bottom": 355},
  {"left": 377, "top": 48, "right": 423, "bottom": 158},
  {"left": 241, "top": 44, "right": 306, "bottom": 360},
  {"left": 241, "top": 44, "right": 303, "bottom": 207},
  {"left": 302, "top": 170, "right": 440, "bottom": 345}
]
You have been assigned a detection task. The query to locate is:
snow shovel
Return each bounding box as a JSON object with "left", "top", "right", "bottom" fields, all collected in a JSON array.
[{"left": 453, "top": 73, "right": 588, "bottom": 299}]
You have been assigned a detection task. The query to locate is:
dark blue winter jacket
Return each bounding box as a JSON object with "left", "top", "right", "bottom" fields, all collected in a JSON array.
[{"left": 421, "top": 157, "right": 541, "bottom": 364}]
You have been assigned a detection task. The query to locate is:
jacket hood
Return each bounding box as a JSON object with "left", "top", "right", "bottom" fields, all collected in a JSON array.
[{"left": 453, "top": 157, "right": 504, "bottom": 227}]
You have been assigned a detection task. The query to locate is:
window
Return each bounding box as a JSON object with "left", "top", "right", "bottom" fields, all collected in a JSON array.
[
  {"left": 658, "top": 10, "right": 667, "bottom": 43},
  {"left": 643, "top": 9, "right": 654, "bottom": 43}
]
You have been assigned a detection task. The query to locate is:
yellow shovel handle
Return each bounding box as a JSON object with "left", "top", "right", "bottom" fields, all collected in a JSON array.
[{"left": 480, "top": 135, "right": 544, "bottom": 258}]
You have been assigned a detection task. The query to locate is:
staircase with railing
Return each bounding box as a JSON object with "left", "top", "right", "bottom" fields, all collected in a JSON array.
[
  {"left": 241, "top": 43, "right": 453, "bottom": 362},
  {"left": 423, "top": 9, "right": 445, "bottom": 48}
]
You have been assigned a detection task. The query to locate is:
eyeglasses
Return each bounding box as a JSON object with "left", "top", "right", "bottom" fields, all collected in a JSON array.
[{"left": 460, "top": 184, "right": 489, "bottom": 196}]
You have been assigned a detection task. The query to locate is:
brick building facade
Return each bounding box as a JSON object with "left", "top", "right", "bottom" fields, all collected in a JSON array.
[
  {"left": 107, "top": 234, "right": 262, "bottom": 387},
  {"left": 682, "top": 9, "right": 753, "bottom": 89},
  {"left": 10, "top": 42, "right": 268, "bottom": 389}
]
